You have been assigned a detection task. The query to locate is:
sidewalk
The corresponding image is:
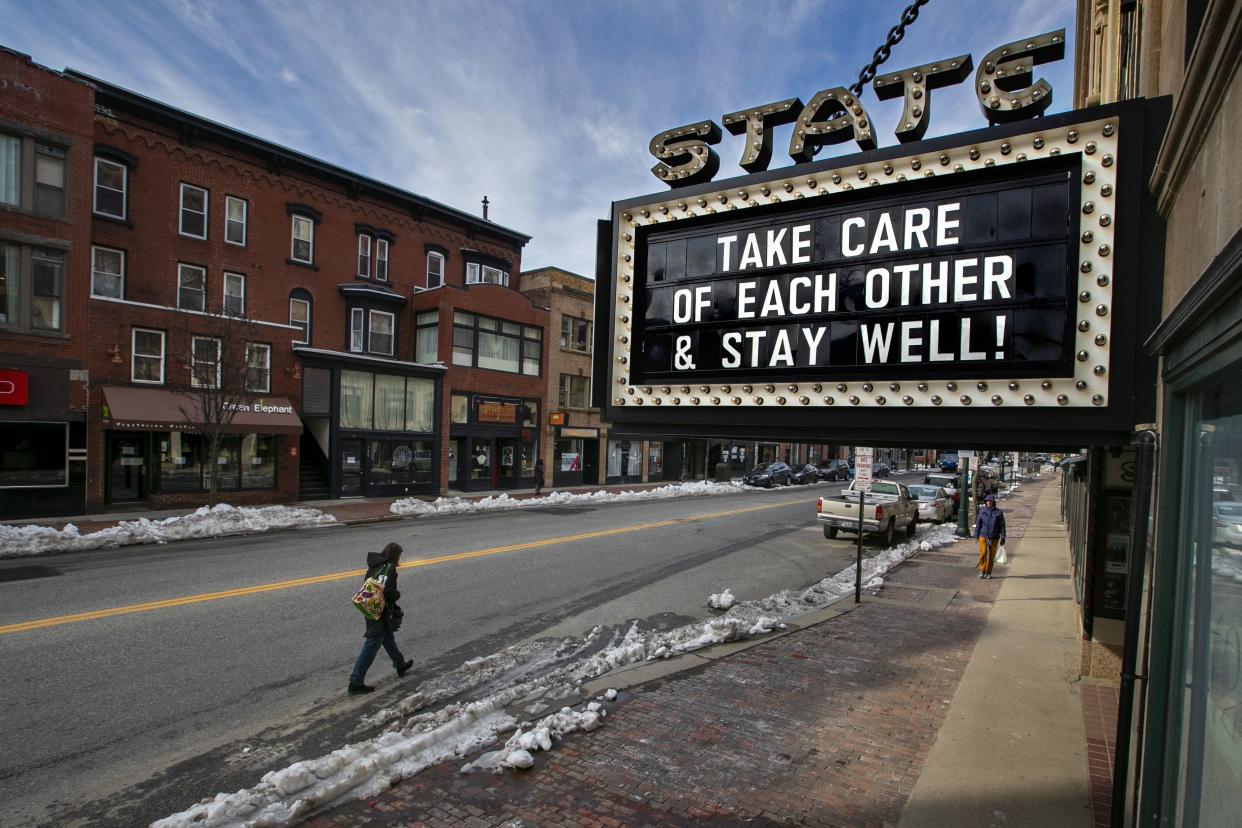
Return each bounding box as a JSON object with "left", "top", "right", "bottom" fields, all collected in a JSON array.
[{"left": 305, "top": 478, "right": 1092, "bottom": 827}]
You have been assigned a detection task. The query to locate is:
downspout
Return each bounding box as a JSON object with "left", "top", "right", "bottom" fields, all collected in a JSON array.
[{"left": 1110, "top": 429, "right": 1157, "bottom": 827}]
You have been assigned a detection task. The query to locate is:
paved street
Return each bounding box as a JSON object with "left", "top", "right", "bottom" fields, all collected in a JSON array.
[{"left": 0, "top": 475, "right": 928, "bottom": 828}]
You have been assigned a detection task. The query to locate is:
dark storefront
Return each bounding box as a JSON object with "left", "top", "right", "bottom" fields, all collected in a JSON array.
[
  {"left": 447, "top": 392, "right": 539, "bottom": 492},
  {"left": 296, "top": 349, "right": 443, "bottom": 498},
  {"left": 553, "top": 426, "right": 599, "bottom": 487},
  {"left": 0, "top": 364, "right": 86, "bottom": 520}
]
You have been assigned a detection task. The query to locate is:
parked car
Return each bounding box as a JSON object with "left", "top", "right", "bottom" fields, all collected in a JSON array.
[
  {"left": 924, "top": 473, "right": 961, "bottom": 514},
  {"left": 743, "top": 462, "right": 792, "bottom": 488},
  {"left": 815, "top": 480, "right": 919, "bottom": 546},
  {"left": 939, "top": 453, "right": 959, "bottom": 471},
  {"left": 872, "top": 463, "right": 891, "bottom": 478},
  {"left": 1214, "top": 501, "right": 1242, "bottom": 549},
  {"left": 790, "top": 464, "right": 820, "bottom": 485},
  {"left": 907, "top": 484, "right": 953, "bottom": 523},
  {"left": 817, "top": 459, "right": 851, "bottom": 481}
]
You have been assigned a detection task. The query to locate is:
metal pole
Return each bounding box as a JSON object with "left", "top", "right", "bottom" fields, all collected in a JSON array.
[
  {"left": 855, "top": 487, "right": 866, "bottom": 603},
  {"left": 1110, "top": 430, "right": 1157, "bottom": 828},
  {"left": 955, "top": 455, "right": 972, "bottom": 538}
]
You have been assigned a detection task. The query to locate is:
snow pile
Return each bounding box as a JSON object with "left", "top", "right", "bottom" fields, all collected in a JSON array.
[
  {"left": 154, "top": 523, "right": 962, "bottom": 828},
  {"left": 390, "top": 479, "right": 761, "bottom": 516},
  {"left": 706, "top": 588, "right": 736, "bottom": 610},
  {"left": 0, "top": 504, "right": 335, "bottom": 558},
  {"left": 1213, "top": 548, "right": 1242, "bottom": 584}
]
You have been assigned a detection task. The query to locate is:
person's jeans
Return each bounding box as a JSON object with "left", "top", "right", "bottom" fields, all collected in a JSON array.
[{"left": 349, "top": 630, "right": 406, "bottom": 686}]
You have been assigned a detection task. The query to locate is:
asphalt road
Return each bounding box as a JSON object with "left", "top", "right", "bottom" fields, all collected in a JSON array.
[{"left": 0, "top": 471, "right": 929, "bottom": 827}]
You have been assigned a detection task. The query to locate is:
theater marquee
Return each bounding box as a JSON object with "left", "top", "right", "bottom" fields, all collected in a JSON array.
[{"left": 597, "top": 100, "right": 1170, "bottom": 446}]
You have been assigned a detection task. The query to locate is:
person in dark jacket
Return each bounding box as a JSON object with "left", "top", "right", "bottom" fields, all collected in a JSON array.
[
  {"left": 534, "top": 456, "right": 545, "bottom": 495},
  {"left": 348, "top": 542, "right": 413, "bottom": 694},
  {"left": 973, "top": 493, "right": 1007, "bottom": 579}
]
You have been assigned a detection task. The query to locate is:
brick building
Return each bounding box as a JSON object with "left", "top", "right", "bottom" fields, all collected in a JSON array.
[
  {"left": 0, "top": 49, "right": 94, "bottom": 520},
  {"left": 1, "top": 48, "right": 536, "bottom": 515}
]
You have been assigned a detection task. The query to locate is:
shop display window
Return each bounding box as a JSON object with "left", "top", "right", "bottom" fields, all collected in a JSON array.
[
  {"left": 373, "top": 374, "right": 405, "bottom": 431},
  {"left": 339, "top": 370, "right": 374, "bottom": 429},
  {"left": 405, "top": 378, "right": 435, "bottom": 432},
  {"left": 368, "top": 439, "right": 433, "bottom": 486},
  {"left": 159, "top": 432, "right": 203, "bottom": 492},
  {"left": 0, "top": 422, "right": 67, "bottom": 487}
]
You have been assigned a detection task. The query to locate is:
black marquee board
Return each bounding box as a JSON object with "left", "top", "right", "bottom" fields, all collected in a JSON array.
[{"left": 594, "top": 99, "right": 1171, "bottom": 449}]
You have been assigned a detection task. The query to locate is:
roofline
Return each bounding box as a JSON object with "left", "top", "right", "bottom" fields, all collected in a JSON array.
[
  {"left": 520, "top": 266, "right": 594, "bottom": 281},
  {"left": 66, "top": 70, "right": 532, "bottom": 247}
]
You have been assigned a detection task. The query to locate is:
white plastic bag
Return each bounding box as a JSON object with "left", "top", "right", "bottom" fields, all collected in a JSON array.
[{"left": 995, "top": 544, "right": 1008, "bottom": 566}]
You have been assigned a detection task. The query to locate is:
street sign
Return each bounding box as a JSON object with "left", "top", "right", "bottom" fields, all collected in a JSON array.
[{"left": 855, "top": 446, "right": 873, "bottom": 492}]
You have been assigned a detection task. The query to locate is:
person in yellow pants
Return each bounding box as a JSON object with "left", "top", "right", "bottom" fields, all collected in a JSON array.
[{"left": 973, "top": 493, "right": 1006, "bottom": 579}]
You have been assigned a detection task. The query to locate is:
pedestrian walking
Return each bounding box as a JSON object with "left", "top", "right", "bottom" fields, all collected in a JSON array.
[
  {"left": 973, "top": 493, "right": 1006, "bottom": 579},
  {"left": 534, "top": 456, "right": 545, "bottom": 495},
  {"left": 348, "top": 542, "right": 413, "bottom": 694}
]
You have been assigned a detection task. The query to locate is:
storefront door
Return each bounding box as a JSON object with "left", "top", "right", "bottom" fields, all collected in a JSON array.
[
  {"left": 448, "top": 438, "right": 460, "bottom": 486},
  {"left": 340, "top": 438, "right": 363, "bottom": 496},
  {"left": 468, "top": 438, "right": 494, "bottom": 488},
  {"left": 109, "top": 434, "right": 146, "bottom": 502}
]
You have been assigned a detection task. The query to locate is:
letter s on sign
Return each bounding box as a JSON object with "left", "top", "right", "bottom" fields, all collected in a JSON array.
[{"left": 650, "top": 121, "right": 722, "bottom": 187}]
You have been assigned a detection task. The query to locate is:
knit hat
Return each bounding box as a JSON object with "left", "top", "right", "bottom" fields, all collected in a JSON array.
[{"left": 984, "top": 494, "right": 996, "bottom": 503}]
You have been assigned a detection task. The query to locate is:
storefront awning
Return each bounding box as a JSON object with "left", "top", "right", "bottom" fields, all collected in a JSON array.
[{"left": 101, "top": 386, "right": 303, "bottom": 435}]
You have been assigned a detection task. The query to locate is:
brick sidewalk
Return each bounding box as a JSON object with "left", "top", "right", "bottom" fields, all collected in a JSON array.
[
  {"left": 1081, "top": 682, "right": 1120, "bottom": 828},
  {"left": 306, "top": 484, "right": 1048, "bottom": 828}
]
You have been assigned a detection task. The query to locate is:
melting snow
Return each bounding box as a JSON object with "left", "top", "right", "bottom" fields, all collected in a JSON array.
[{"left": 706, "top": 588, "right": 736, "bottom": 610}]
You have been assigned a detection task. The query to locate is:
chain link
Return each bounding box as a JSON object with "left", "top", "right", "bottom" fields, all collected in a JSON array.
[{"left": 848, "top": 0, "right": 932, "bottom": 98}]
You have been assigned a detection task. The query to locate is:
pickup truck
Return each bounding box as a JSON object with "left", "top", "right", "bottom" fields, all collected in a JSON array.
[{"left": 815, "top": 480, "right": 919, "bottom": 546}]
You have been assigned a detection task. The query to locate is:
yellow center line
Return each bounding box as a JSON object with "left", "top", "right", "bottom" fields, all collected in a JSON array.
[{"left": 0, "top": 499, "right": 800, "bottom": 636}]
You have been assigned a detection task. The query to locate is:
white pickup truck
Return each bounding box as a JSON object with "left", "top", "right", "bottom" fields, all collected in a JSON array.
[{"left": 815, "top": 480, "right": 919, "bottom": 546}]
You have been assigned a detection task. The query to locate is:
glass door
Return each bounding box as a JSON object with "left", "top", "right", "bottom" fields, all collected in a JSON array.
[
  {"left": 448, "top": 438, "right": 460, "bottom": 486},
  {"left": 497, "top": 437, "right": 519, "bottom": 481},
  {"left": 469, "top": 438, "right": 493, "bottom": 487},
  {"left": 339, "top": 438, "right": 363, "bottom": 496},
  {"left": 109, "top": 434, "right": 146, "bottom": 502}
]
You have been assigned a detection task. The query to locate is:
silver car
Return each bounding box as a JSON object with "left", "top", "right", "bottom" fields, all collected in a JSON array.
[
  {"left": 907, "top": 484, "right": 952, "bottom": 523},
  {"left": 1214, "top": 501, "right": 1242, "bottom": 549}
]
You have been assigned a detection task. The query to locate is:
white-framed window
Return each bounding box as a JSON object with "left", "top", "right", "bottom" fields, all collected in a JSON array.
[
  {"left": 350, "top": 307, "right": 365, "bottom": 352},
  {"left": 191, "top": 336, "right": 221, "bottom": 389},
  {"left": 357, "top": 234, "right": 371, "bottom": 278},
  {"left": 225, "top": 196, "right": 247, "bottom": 246},
  {"left": 465, "top": 262, "right": 509, "bottom": 285},
  {"left": 245, "top": 343, "right": 271, "bottom": 393},
  {"left": 93, "top": 157, "right": 127, "bottom": 219},
  {"left": 179, "top": 183, "right": 208, "bottom": 239},
  {"left": 33, "top": 145, "right": 66, "bottom": 217},
  {"left": 223, "top": 272, "right": 245, "bottom": 316},
  {"left": 289, "top": 295, "right": 311, "bottom": 344},
  {"left": 91, "top": 245, "right": 125, "bottom": 299},
  {"left": 177, "top": 263, "right": 206, "bottom": 311},
  {"left": 131, "top": 328, "right": 165, "bottom": 384},
  {"left": 0, "top": 134, "right": 19, "bottom": 207},
  {"left": 375, "top": 238, "right": 389, "bottom": 282},
  {"left": 291, "top": 215, "right": 314, "bottom": 263},
  {"left": 369, "top": 309, "right": 394, "bottom": 356},
  {"left": 427, "top": 251, "right": 444, "bottom": 288}
]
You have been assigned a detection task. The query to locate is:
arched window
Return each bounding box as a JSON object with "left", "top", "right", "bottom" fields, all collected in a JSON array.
[
  {"left": 426, "top": 251, "right": 445, "bottom": 288},
  {"left": 288, "top": 288, "right": 313, "bottom": 345}
]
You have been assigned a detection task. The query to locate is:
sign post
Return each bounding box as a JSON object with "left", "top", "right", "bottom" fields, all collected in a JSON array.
[
  {"left": 956, "top": 450, "right": 974, "bottom": 538},
  {"left": 854, "top": 447, "right": 873, "bottom": 603}
]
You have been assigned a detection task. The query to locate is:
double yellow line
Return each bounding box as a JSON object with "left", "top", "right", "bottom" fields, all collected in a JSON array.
[{"left": 0, "top": 499, "right": 798, "bottom": 636}]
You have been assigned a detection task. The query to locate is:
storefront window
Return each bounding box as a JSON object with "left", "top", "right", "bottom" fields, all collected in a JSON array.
[
  {"left": 608, "top": 439, "right": 641, "bottom": 478},
  {"left": 523, "top": 400, "right": 538, "bottom": 428},
  {"left": 648, "top": 443, "right": 664, "bottom": 478},
  {"left": 369, "top": 439, "right": 433, "bottom": 486},
  {"left": 0, "top": 422, "right": 67, "bottom": 487},
  {"left": 159, "top": 432, "right": 203, "bottom": 492},
  {"left": 519, "top": 436, "right": 537, "bottom": 478},
  {"left": 374, "top": 374, "right": 405, "bottom": 431},
  {"left": 340, "top": 370, "right": 374, "bottom": 430},
  {"left": 405, "top": 378, "right": 435, "bottom": 432},
  {"left": 470, "top": 442, "right": 492, "bottom": 480},
  {"left": 498, "top": 438, "right": 519, "bottom": 479},
  {"left": 240, "top": 434, "right": 275, "bottom": 489},
  {"left": 1172, "top": 370, "right": 1242, "bottom": 824},
  {"left": 559, "top": 439, "right": 584, "bottom": 473}
]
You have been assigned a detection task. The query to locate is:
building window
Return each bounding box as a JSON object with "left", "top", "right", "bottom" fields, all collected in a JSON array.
[
  {"left": 159, "top": 432, "right": 276, "bottom": 491},
  {"left": 375, "top": 238, "right": 389, "bottom": 282},
  {"left": 450, "top": 393, "right": 470, "bottom": 424},
  {"left": 0, "top": 134, "right": 18, "bottom": 206},
  {"left": 178, "top": 263, "right": 206, "bottom": 311},
  {"left": 0, "top": 422, "right": 67, "bottom": 488},
  {"left": 369, "top": 309, "right": 394, "bottom": 356},
  {"left": 561, "top": 316, "right": 591, "bottom": 352},
  {"left": 92, "top": 246, "right": 125, "bottom": 299},
  {"left": 374, "top": 373, "right": 405, "bottom": 430},
  {"left": 225, "top": 196, "right": 247, "bottom": 246},
  {"left": 405, "top": 377, "right": 434, "bottom": 432},
  {"left": 33, "top": 145, "right": 66, "bottom": 217},
  {"left": 523, "top": 326, "right": 542, "bottom": 375},
  {"left": 452, "top": 312, "right": 474, "bottom": 366},
  {"left": 191, "top": 336, "right": 221, "bottom": 389},
  {"left": 427, "top": 251, "right": 444, "bottom": 288},
  {"left": 30, "top": 249, "right": 62, "bottom": 331},
  {"left": 245, "top": 343, "right": 271, "bottom": 392},
  {"left": 339, "top": 370, "right": 374, "bottom": 429},
  {"left": 93, "top": 157, "right": 127, "bottom": 219},
  {"left": 350, "top": 307, "right": 365, "bottom": 353},
  {"left": 179, "top": 183, "right": 208, "bottom": 239},
  {"left": 223, "top": 272, "right": 245, "bottom": 316},
  {"left": 415, "top": 310, "right": 438, "bottom": 363},
  {"left": 357, "top": 234, "right": 371, "bottom": 278},
  {"left": 290, "top": 214, "right": 314, "bottom": 263},
  {"left": 0, "top": 243, "right": 17, "bottom": 324},
  {"left": 450, "top": 311, "right": 541, "bottom": 374},
  {"left": 132, "top": 328, "right": 165, "bottom": 384},
  {"left": 289, "top": 291, "right": 311, "bottom": 344},
  {"left": 465, "top": 262, "right": 509, "bottom": 285},
  {"left": 559, "top": 374, "right": 591, "bottom": 409}
]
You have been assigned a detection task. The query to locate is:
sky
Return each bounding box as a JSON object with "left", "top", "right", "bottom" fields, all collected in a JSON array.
[{"left": 1, "top": 0, "right": 1076, "bottom": 277}]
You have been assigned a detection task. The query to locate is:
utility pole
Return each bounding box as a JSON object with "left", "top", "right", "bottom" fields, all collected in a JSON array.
[{"left": 955, "top": 453, "right": 972, "bottom": 538}]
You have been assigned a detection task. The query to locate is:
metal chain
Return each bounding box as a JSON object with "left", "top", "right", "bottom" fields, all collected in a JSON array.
[{"left": 848, "top": 0, "right": 932, "bottom": 97}]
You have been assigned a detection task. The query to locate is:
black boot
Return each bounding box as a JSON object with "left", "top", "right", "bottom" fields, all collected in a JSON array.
[
  {"left": 347, "top": 683, "right": 374, "bottom": 694},
  {"left": 397, "top": 659, "right": 414, "bottom": 677}
]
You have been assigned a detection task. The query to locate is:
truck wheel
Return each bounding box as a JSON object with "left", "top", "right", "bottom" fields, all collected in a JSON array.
[
  {"left": 906, "top": 516, "right": 917, "bottom": 538},
  {"left": 824, "top": 526, "right": 838, "bottom": 539},
  {"left": 882, "top": 520, "right": 896, "bottom": 547}
]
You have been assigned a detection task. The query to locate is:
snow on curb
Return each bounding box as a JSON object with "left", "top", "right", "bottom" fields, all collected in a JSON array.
[
  {"left": 153, "top": 523, "right": 962, "bottom": 828},
  {"left": 0, "top": 504, "right": 335, "bottom": 559},
  {"left": 706, "top": 588, "right": 736, "bottom": 610},
  {"left": 389, "top": 479, "right": 807, "bottom": 517}
]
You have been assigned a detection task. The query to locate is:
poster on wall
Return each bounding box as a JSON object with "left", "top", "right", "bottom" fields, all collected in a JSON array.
[{"left": 561, "top": 453, "right": 581, "bottom": 472}]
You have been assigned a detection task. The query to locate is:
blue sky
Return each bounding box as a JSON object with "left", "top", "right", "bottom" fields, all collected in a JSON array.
[{"left": 2, "top": 0, "right": 1075, "bottom": 276}]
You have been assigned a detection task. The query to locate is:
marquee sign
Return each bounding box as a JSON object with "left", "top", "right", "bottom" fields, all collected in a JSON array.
[{"left": 596, "top": 98, "right": 1169, "bottom": 447}]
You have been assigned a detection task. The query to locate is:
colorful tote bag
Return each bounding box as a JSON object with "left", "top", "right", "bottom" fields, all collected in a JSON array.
[{"left": 351, "top": 564, "right": 391, "bottom": 620}]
